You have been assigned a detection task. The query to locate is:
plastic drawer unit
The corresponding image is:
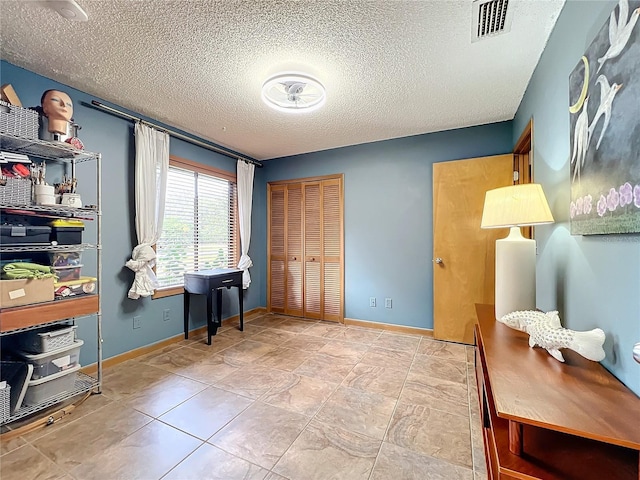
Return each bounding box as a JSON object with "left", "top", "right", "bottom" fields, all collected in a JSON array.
[
  {"left": 23, "top": 364, "right": 81, "bottom": 406},
  {"left": 15, "top": 339, "right": 83, "bottom": 380}
]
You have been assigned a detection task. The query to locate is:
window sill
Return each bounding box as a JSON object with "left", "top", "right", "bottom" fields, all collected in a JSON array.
[{"left": 152, "top": 286, "right": 183, "bottom": 299}]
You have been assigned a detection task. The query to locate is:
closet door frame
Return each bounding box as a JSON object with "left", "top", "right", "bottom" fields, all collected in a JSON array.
[
  {"left": 267, "top": 174, "right": 344, "bottom": 322},
  {"left": 267, "top": 184, "right": 286, "bottom": 314},
  {"left": 320, "top": 177, "right": 343, "bottom": 322}
]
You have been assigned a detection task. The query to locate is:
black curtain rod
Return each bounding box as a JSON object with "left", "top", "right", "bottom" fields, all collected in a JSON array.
[{"left": 84, "top": 100, "right": 263, "bottom": 168}]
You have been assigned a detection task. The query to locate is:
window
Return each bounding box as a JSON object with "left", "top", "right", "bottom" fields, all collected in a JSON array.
[{"left": 155, "top": 156, "right": 238, "bottom": 296}]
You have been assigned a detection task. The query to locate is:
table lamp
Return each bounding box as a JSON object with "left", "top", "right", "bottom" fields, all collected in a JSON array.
[{"left": 481, "top": 184, "right": 554, "bottom": 320}]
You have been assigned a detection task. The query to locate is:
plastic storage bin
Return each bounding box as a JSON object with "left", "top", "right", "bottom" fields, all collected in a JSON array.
[
  {"left": 52, "top": 265, "right": 82, "bottom": 282},
  {"left": 50, "top": 219, "right": 84, "bottom": 245},
  {"left": 48, "top": 250, "right": 82, "bottom": 267},
  {"left": 0, "top": 225, "right": 51, "bottom": 244},
  {"left": 22, "top": 364, "right": 80, "bottom": 406},
  {"left": 13, "top": 325, "right": 77, "bottom": 353},
  {"left": 15, "top": 339, "right": 83, "bottom": 380}
]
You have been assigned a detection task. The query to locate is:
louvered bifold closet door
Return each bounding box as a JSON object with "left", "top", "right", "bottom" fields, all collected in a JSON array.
[
  {"left": 286, "top": 184, "right": 304, "bottom": 317},
  {"left": 322, "top": 178, "right": 343, "bottom": 322},
  {"left": 303, "top": 183, "right": 322, "bottom": 319},
  {"left": 269, "top": 185, "right": 286, "bottom": 313}
]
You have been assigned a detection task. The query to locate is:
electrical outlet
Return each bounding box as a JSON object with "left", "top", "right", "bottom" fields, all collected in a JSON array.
[
  {"left": 369, "top": 297, "right": 376, "bottom": 307},
  {"left": 385, "top": 298, "right": 392, "bottom": 309},
  {"left": 163, "top": 309, "right": 170, "bottom": 322},
  {"left": 133, "top": 316, "right": 141, "bottom": 329}
]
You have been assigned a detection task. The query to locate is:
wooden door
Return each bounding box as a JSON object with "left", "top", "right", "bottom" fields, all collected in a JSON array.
[
  {"left": 286, "top": 184, "right": 303, "bottom": 317},
  {"left": 433, "top": 155, "right": 512, "bottom": 344},
  {"left": 322, "top": 178, "right": 342, "bottom": 322},
  {"left": 268, "top": 185, "right": 286, "bottom": 313}
]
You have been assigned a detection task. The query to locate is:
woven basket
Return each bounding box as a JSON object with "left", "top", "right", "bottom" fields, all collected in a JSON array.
[
  {"left": 0, "top": 101, "right": 39, "bottom": 140},
  {"left": 0, "top": 177, "right": 32, "bottom": 205}
]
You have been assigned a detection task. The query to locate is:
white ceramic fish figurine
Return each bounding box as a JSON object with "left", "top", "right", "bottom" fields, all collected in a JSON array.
[{"left": 499, "top": 310, "right": 606, "bottom": 363}]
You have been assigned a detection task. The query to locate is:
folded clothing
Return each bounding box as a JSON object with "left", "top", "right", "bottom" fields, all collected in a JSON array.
[{"left": 2, "top": 262, "right": 55, "bottom": 279}]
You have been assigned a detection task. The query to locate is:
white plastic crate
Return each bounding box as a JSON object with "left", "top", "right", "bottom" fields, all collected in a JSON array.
[
  {"left": 14, "top": 325, "right": 77, "bottom": 353},
  {"left": 0, "top": 383, "right": 10, "bottom": 423}
]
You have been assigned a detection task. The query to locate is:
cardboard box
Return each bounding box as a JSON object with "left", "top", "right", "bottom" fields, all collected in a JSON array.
[{"left": 0, "top": 278, "right": 54, "bottom": 308}]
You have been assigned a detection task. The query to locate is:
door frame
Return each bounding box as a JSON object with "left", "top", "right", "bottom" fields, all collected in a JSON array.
[
  {"left": 514, "top": 118, "right": 534, "bottom": 238},
  {"left": 514, "top": 118, "right": 533, "bottom": 158}
]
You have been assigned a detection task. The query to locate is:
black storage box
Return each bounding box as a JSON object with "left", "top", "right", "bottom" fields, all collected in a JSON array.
[
  {"left": 0, "top": 225, "right": 51, "bottom": 245},
  {"left": 50, "top": 220, "right": 84, "bottom": 245}
]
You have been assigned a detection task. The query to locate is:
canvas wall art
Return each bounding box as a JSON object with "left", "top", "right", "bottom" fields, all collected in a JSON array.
[{"left": 569, "top": 0, "right": 640, "bottom": 235}]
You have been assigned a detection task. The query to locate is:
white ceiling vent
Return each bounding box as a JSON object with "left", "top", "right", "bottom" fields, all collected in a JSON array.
[{"left": 472, "top": 0, "right": 512, "bottom": 42}]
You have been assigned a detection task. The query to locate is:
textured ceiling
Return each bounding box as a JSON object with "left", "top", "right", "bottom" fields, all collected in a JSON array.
[{"left": 0, "top": 0, "right": 565, "bottom": 160}]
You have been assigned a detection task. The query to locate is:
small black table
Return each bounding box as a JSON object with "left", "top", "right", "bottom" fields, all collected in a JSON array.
[{"left": 183, "top": 268, "right": 243, "bottom": 345}]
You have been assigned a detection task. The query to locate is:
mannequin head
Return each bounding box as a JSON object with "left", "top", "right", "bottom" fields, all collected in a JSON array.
[{"left": 41, "top": 89, "right": 73, "bottom": 134}]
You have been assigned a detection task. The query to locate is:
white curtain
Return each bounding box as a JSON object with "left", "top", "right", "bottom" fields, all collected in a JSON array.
[
  {"left": 236, "top": 160, "right": 255, "bottom": 289},
  {"left": 125, "top": 123, "right": 169, "bottom": 299}
]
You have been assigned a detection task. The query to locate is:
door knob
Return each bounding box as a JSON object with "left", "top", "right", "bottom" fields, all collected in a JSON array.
[{"left": 434, "top": 257, "right": 443, "bottom": 264}]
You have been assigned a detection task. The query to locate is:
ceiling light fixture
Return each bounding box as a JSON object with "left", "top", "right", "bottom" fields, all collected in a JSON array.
[
  {"left": 261, "top": 73, "right": 326, "bottom": 113},
  {"left": 43, "top": 0, "right": 89, "bottom": 22}
]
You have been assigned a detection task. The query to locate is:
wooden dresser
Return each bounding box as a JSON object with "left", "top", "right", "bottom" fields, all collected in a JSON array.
[{"left": 474, "top": 304, "right": 640, "bottom": 480}]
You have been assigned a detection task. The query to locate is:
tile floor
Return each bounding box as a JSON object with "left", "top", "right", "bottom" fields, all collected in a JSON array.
[{"left": 1, "top": 312, "right": 487, "bottom": 480}]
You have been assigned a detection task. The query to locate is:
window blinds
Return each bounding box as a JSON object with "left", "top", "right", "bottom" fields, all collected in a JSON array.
[{"left": 156, "top": 165, "right": 238, "bottom": 288}]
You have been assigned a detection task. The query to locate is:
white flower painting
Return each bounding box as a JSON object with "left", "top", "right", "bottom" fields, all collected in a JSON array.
[{"left": 569, "top": 0, "right": 640, "bottom": 235}]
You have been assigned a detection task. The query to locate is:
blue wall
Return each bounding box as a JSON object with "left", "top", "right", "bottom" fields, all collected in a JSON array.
[
  {"left": 514, "top": 1, "right": 640, "bottom": 395},
  {"left": 0, "top": 61, "right": 264, "bottom": 366},
  {"left": 262, "top": 124, "right": 513, "bottom": 328}
]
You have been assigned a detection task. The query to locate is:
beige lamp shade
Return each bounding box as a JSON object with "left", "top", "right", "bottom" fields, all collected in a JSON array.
[
  {"left": 481, "top": 183, "right": 554, "bottom": 320},
  {"left": 481, "top": 183, "right": 554, "bottom": 229}
]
